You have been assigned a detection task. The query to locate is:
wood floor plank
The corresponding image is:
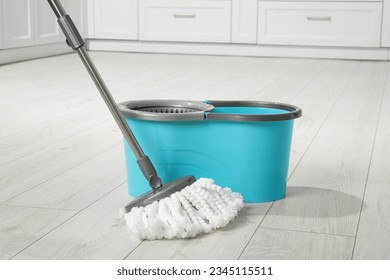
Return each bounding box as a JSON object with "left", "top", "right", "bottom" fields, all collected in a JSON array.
[
  {"left": 367, "top": 67, "right": 390, "bottom": 183},
  {"left": 354, "top": 66, "right": 390, "bottom": 259},
  {"left": 291, "top": 60, "right": 360, "bottom": 144},
  {"left": 102, "top": 53, "right": 214, "bottom": 95},
  {"left": 0, "top": 91, "right": 105, "bottom": 138},
  {"left": 207, "top": 57, "right": 293, "bottom": 98},
  {"left": 1, "top": 55, "right": 93, "bottom": 112},
  {"left": 5, "top": 145, "right": 126, "bottom": 211},
  {"left": 126, "top": 203, "right": 272, "bottom": 260},
  {"left": 0, "top": 54, "right": 88, "bottom": 93},
  {"left": 261, "top": 122, "right": 376, "bottom": 236},
  {"left": 93, "top": 53, "right": 238, "bottom": 102},
  {"left": 327, "top": 61, "right": 387, "bottom": 124},
  {"left": 0, "top": 205, "right": 76, "bottom": 260},
  {"left": 328, "top": 81, "right": 385, "bottom": 124},
  {"left": 89, "top": 52, "right": 213, "bottom": 100},
  {"left": 0, "top": 53, "right": 131, "bottom": 138},
  {"left": 215, "top": 58, "right": 305, "bottom": 101},
  {"left": 1, "top": 53, "right": 388, "bottom": 260},
  {"left": 259, "top": 61, "right": 385, "bottom": 238},
  {"left": 252, "top": 59, "right": 332, "bottom": 103},
  {"left": 378, "top": 63, "right": 390, "bottom": 123},
  {"left": 239, "top": 228, "right": 354, "bottom": 260},
  {"left": 165, "top": 57, "right": 305, "bottom": 101},
  {"left": 0, "top": 76, "right": 91, "bottom": 115},
  {"left": 0, "top": 123, "right": 122, "bottom": 204},
  {"left": 0, "top": 154, "right": 20, "bottom": 167},
  {"left": 347, "top": 61, "right": 388, "bottom": 83},
  {"left": 353, "top": 183, "right": 390, "bottom": 259},
  {"left": 286, "top": 60, "right": 359, "bottom": 178},
  {"left": 288, "top": 142, "right": 307, "bottom": 178},
  {"left": 0, "top": 108, "right": 111, "bottom": 157},
  {"left": 127, "top": 55, "right": 236, "bottom": 101},
  {"left": 12, "top": 186, "right": 139, "bottom": 260},
  {"left": 368, "top": 124, "right": 390, "bottom": 184}
]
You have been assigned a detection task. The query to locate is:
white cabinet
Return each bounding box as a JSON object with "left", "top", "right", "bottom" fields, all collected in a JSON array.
[
  {"left": 258, "top": 1, "right": 382, "bottom": 48},
  {"left": 139, "top": 0, "right": 231, "bottom": 43},
  {"left": 382, "top": 0, "right": 390, "bottom": 47},
  {"left": 2, "top": 0, "right": 35, "bottom": 49},
  {"left": 35, "top": 0, "right": 62, "bottom": 45},
  {"left": 63, "top": 0, "right": 88, "bottom": 38},
  {"left": 231, "top": 0, "right": 257, "bottom": 44},
  {"left": 0, "top": 0, "right": 3, "bottom": 49},
  {"left": 1, "top": 0, "right": 87, "bottom": 50},
  {"left": 93, "top": 0, "right": 138, "bottom": 40}
]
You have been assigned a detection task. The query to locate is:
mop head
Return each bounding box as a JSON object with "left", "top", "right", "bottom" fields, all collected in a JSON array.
[{"left": 124, "top": 178, "right": 243, "bottom": 240}]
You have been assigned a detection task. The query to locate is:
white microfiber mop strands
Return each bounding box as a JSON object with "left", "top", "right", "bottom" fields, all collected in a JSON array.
[{"left": 124, "top": 178, "right": 244, "bottom": 240}]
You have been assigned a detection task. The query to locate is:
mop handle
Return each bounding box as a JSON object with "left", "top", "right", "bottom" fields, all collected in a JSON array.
[{"left": 47, "top": 0, "right": 162, "bottom": 189}]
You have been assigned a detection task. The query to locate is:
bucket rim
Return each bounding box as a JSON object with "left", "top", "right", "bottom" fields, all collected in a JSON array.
[
  {"left": 119, "top": 99, "right": 302, "bottom": 122},
  {"left": 205, "top": 100, "right": 302, "bottom": 122}
]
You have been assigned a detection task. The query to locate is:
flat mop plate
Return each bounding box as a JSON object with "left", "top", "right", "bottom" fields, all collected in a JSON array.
[{"left": 123, "top": 176, "right": 196, "bottom": 212}]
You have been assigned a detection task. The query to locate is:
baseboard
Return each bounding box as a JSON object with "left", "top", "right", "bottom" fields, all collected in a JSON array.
[
  {"left": 2, "top": 40, "right": 388, "bottom": 65},
  {"left": 86, "top": 39, "right": 389, "bottom": 61},
  {"left": 0, "top": 43, "right": 72, "bottom": 66}
]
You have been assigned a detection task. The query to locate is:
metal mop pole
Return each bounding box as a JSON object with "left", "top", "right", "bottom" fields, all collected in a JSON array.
[{"left": 47, "top": 0, "right": 162, "bottom": 189}]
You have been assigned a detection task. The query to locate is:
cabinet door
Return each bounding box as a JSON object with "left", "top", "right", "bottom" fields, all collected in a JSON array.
[
  {"left": 232, "top": 0, "right": 257, "bottom": 44},
  {"left": 62, "top": 0, "right": 88, "bottom": 38},
  {"left": 2, "top": 0, "right": 34, "bottom": 49},
  {"left": 0, "top": 0, "right": 3, "bottom": 49},
  {"left": 35, "top": 0, "right": 62, "bottom": 45},
  {"left": 94, "top": 0, "right": 138, "bottom": 40},
  {"left": 382, "top": 0, "right": 390, "bottom": 47}
]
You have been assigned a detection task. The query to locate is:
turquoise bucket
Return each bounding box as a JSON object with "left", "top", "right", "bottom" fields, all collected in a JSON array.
[{"left": 119, "top": 100, "right": 302, "bottom": 203}]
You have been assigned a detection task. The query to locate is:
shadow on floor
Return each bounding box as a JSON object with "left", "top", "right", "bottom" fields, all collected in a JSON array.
[{"left": 265, "top": 186, "right": 364, "bottom": 218}]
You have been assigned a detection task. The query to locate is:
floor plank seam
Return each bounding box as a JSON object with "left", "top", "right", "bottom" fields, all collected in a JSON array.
[
  {"left": 64, "top": 181, "right": 127, "bottom": 212},
  {"left": 9, "top": 183, "right": 126, "bottom": 260},
  {"left": 123, "top": 241, "right": 145, "bottom": 260},
  {"left": 236, "top": 202, "right": 275, "bottom": 260},
  {"left": 58, "top": 179, "right": 127, "bottom": 212},
  {"left": 350, "top": 63, "right": 390, "bottom": 260},
  {"left": 1, "top": 143, "right": 123, "bottom": 205},
  {"left": 0, "top": 203, "right": 79, "bottom": 212},
  {"left": 8, "top": 210, "right": 82, "bottom": 260}
]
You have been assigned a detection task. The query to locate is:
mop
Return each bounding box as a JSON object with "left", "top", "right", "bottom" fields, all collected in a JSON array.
[
  {"left": 125, "top": 178, "right": 243, "bottom": 240},
  {"left": 48, "top": 0, "right": 243, "bottom": 240}
]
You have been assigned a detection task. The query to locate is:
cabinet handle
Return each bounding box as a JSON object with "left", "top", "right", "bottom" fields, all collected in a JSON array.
[
  {"left": 306, "top": 16, "right": 332, "bottom": 21},
  {"left": 173, "top": 14, "right": 196, "bottom": 19}
]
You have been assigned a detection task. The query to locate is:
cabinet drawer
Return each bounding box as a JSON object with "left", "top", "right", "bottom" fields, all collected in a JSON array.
[
  {"left": 139, "top": 0, "right": 231, "bottom": 43},
  {"left": 258, "top": 2, "right": 382, "bottom": 47}
]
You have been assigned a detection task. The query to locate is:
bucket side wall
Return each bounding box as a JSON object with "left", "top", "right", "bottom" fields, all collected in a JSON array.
[{"left": 124, "top": 118, "right": 294, "bottom": 203}]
